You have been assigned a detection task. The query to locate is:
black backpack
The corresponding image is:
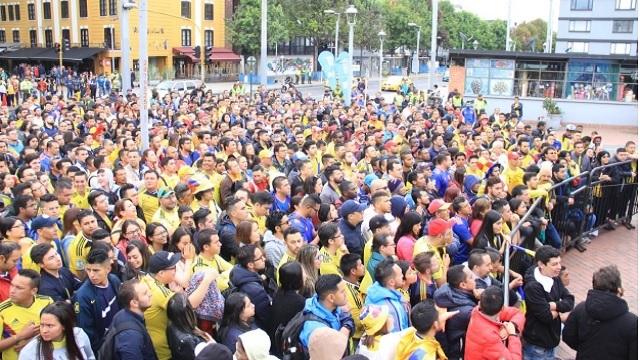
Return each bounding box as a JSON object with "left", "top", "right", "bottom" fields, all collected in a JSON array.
[
  {"left": 96, "top": 321, "right": 140, "bottom": 360},
  {"left": 276, "top": 310, "right": 330, "bottom": 360}
]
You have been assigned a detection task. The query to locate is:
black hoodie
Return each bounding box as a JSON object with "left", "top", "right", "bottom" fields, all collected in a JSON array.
[{"left": 563, "top": 289, "right": 638, "bottom": 360}]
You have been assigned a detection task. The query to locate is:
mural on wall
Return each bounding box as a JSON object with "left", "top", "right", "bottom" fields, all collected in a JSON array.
[{"left": 266, "top": 56, "right": 313, "bottom": 76}]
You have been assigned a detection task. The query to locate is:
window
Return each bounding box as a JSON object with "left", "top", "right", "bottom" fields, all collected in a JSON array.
[
  {"left": 79, "top": 0, "right": 88, "bottom": 17},
  {"left": 204, "top": 30, "right": 214, "bottom": 47},
  {"left": 181, "top": 1, "right": 191, "bottom": 18},
  {"left": 0, "top": 6, "right": 5, "bottom": 22},
  {"left": 61, "top": 1, "right": 69, "bottom": 18},
  {"left": 109, "top": 0, "right": 117, "bottom": 15},
  {"left": 613, "top": 20, "right": 634, "bottom": 33},
  {"left": 27, "top": 4, "right": 35, "bottom": 20},
  {"left": 8, "top": 5, "right": 13, "bottom": 21},
  {"left": 29, "top": 30, "right": 37, "bottom": 47},
  {"left": 569, "top": 20, "right": 591, "bottom": 32},
  {"left": 13, "top": 5, "right": 19, "bottom": 20},
  {"left": 571, "top": 0, "right": 593, "bottom": 10},
  {"left": 567, "top": 41, "right": 590, "bottom": 53},
  {"left": 611, "top": 43, "right": 632, "bottom": 54},
  {"left": 62, "top": 29, "right": 70, "bottom": 43},
  {"left": 80, "top": 29, "right": 89, "bottom": 46},
  {"left": 43, "top": 2, "right": 51, "bottom": 19},
  {"left": 181, "top": 29, "right": 192, "bottom": 46},
  {"left": 44, "top": 29, "right": 53, "bottom": 47},
  {"left": 0, "top": 31, "right": 5, "bottom": 43},
  {"left": 12, "top": 30, "right": 19, "bottom": 43},
  {"left": 99, "top": 0, "right": 107, "bottom": 16},
  {"left": 616, "top": 0, "right": 637, "bottom": 9},
  {"left": 204, "top": 3, "right": 214, "bottom": 19},
  {"left": 104, "top": 28, "right": 114, "bottom": 49}
]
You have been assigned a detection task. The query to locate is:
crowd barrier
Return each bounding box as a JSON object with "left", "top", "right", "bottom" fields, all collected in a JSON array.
[{"left": 503, "top": 160, "right": 638, "bottom": 306}]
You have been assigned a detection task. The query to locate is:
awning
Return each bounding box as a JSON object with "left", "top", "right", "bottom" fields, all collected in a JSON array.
[
  {"left": 0, "top": 47, "right": 104, "bottom": 62},
  {"left": 173, "top": 47, "right": 197, "bottom": 63},
  {"left": 208, "top": 48, "right": 241, "bottom": 62}
]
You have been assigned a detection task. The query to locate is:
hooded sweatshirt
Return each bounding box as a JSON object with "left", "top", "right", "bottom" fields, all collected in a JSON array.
[
  {"left": 237, "top": 329, "right": 279, "bottom": 360},
  {"left": 364, "top": 282, "right": 410, "bottom": 332},
  {"left": 395, "top": 327, "right": 447, "bottom": 360},
  {"left": 433, "top": 284, "right": 477, "bottom": 358},
  {"left": 563, "top": 289, "right": 637, "bottom": 360}
]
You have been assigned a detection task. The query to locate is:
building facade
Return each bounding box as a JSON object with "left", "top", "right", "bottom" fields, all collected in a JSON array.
[
  {"left": 0, "top": 0, "right": 237, "bottom": 80},
  {"left": 555, "top": 0, "right": 638, "bottom": 56}
]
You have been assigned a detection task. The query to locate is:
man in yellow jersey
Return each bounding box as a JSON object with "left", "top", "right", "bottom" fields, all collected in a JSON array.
[
  {"left": 318, "top": 223, "right": 348, "bottom": 276},
  {"left": 413, "top": 218, "right": 453, "bottom": 288},
  {"left": 340, "top": 253, "right": 366, "bottom": 346},
  {"left": 503, "top": 152, "right": 525, "bottom": 194},
  {"left": 88, "top": 191, "right": 113, "bottom": 233},
  {"left": 70, "top": 171, "right": 91, "bottom": 209},
  {"left": 151, "top": 187, "right": 180, "bottom": 234},
  {"left": 143, "top": 250, "right": 217, "bottom": 360},
  {"left": 0, "top": 269, "right": 52, "bottom": 360},
  {"left": 72, "top": 246, "right": 121, "bottom": 352},
  {"left": 246, "top": 191, "right": 272, "bottom": 234},
  {"left": 21, "top": 216, "right": 61, "bottom": 273},
  {"left": 138, "top": 170, "right": 160, "bottom": 223},
  {"left": 66, "top": 210, "right": 99, "bottom": 279},
  {"left": 276, "top": 228, "right": 304, "bottom": 284},
  {"left": 192, "top": 229, "right": 232, "bottom": 291}
]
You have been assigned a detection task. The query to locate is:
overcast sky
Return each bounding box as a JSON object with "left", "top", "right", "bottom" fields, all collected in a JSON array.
[{"left": 447, "top": 0, "right": 560, "bottom": 31}]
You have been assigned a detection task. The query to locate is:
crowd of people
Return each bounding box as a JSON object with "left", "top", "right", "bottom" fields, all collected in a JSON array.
[{"left": 0, "top": 61, "right": 635, "bottom": 360}]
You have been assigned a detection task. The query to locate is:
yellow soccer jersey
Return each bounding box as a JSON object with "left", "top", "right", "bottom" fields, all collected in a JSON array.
[
  {"left": 141, "top": 274, "right": 174, "bottom": 360},
  {"left": 138, "top": 191, "right": 159, "bottom": 224},
  {"left": 319, "top": 247, "right": 345, "bottom": 276},
  {"left": 66, "top": 233, "right": 92, "bottom": 278},
  {"left": 0, "top": 295, "right": 53, "bottom": 360},
  {"left": 191, "top": 254, "right": 232, "bottom": 291},
  {"left": 413, "top": 237, "right": 445, "bottom": 281}
]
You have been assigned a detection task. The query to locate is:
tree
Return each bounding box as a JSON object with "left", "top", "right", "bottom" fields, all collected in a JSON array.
[
  {"left": 437, "top": 0, "right": 506, "bottom": 50},
  {"left": 381, "top": 0, "right": 431, "bottom": 54},
  {"left": 226, "top": 0, "right": 289, "bottom": 56},
  {"left": 511, "top": 19, "right": 548, "bottom": 52}
]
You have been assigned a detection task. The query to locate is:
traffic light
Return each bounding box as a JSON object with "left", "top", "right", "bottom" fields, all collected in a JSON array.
[
  {"left": 205, "top": 46, "right": 214, "bottom": 64},
  {"left": 54, "top": 43, "right": 61, "bottom": 53},
  {"left": 63, "top": 38, "right": 70, "bottom": 51},
  {"left": 194, "top": 45, "right": 201, "bottom": 60}
]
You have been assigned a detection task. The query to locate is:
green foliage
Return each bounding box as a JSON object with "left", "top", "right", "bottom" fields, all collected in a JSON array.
[
  {"left": 511, "top": 19, "right": 548, "bottom": 52},
  {"left": 543, "top": 97, "right": 562, "bottom": 114},
  {"left": 226, "top": 0, "right": 289, "bottom": 56}
]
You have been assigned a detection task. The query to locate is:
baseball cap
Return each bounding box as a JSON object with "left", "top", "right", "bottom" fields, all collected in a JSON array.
[
  {"left": 31, "top": 216, "right": 57, "bottom": 231},
  {"left": 369, "top": 215, "right": 390, "bottom": 233},
  {"left": 428, "top": 218, "right": 453, "bottom": 237},
  {"left": 339, "top": 200, "right": 367, "bottom": 218},
  {"left": 157, "top": 187, "right": 175, "bottom": 199},
  {"left": 565, "top": 124, "right": 577, "bottom": 131},
  {"left": 174, "top": 183, "right": 190, "bottom": 196},
  {"left": 149, "top": 251, "right": 181, "bottom": 273},
  {"left": 427, "top": 199, "right": 451, "bottom": 215},
  {"left": 258, "top": 149, "right": 273, "bottom": 159},
  {"left": 359, "top": 305, "right": 390, "bottom": 336},
  {"left": 364, "top": 174, "right": 379, "bottom": 188},
  {"left": 195, "top": 343, "right": 233, "bottom": 360},
  {"left": 178, "top": 166, "right": 196, "bottom": 178}
]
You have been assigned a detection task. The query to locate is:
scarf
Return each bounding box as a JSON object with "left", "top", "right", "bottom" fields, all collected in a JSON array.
[{"left": 395, "top": 328, "right": 447, "bottom": 360}]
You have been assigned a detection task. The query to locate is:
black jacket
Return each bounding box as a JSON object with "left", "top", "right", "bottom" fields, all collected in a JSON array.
[
  {"left": 563, "top": 289, "right": 638, "bottom": 360},
  {"left": 522, "top": 266, "right": 575, "bottom": 349},
  {"left": 433, "top": 284, "right": 477, "bottom": 358},
  {"left": 229, "top": 265, "right": 272, "bottom": 330},
  {"left": 269, "top": 289, "right": 305, "bottom": 355},
  {"left": 167, "top": 324, "right": 205, "bottom": 360}
]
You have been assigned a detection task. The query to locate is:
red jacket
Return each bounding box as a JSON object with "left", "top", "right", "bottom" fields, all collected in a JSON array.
[
  {"left": 0, "top": 267, "right": 17, "bottom": 302},
  {"left": 464, "top": 306, "right": 525, "bottom": 360}
]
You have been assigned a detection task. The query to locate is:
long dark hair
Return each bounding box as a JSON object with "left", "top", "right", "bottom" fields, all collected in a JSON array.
[
  {"left": 217, "top": 292, "right": 252, "bottom": 343},
  {"left": 37, "top": 301, "right": 85, "bottom": 360},
  {"left": 0, "top": 216, "right": 21, "bottom": 239},
  {"left": 393, "top": 211, "right": 423, "bottom": 244},
  {"left": 167, "top": 292, "right": 209, "bottom": 341},
  {"left": 123, "top": 240, "right": 151, "bottom": 280},
  {"left": 473, "top": 210, "right": 503, "bottom": 249}
]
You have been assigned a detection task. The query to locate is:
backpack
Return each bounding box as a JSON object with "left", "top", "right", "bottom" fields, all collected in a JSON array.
[
  {"left": 96, "top": 321, "right": 140, "bottom": 360},
  {"left": 276, "top": 310, "right": 330, "bottom": 360}
]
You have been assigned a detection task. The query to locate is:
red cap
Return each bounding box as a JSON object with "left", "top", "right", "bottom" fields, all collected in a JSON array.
[
  {"left": 427, "top": 199, "right": 451, "bottom": 215},
  {"left": 428, "top": 218, "right": 453, "bottom": 237}
]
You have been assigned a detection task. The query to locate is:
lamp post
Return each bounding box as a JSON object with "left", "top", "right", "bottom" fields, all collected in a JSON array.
[
  {"left": 428, "top": 0, "right": 438, "bottom": 91},
  {"left": 120, "top": 0, "right": 137, "bottom": 94},
  {"left": 324, "top": 9, "right": 340, "bottom": 58},
  {"left": 378, "top": 31, "right": 386, "bottom": 92},
  {"left": 139, "top": 0, "right": 149, "bottom": 150},
  {"left": 408, "top": 22, "right": 421, "bottom": 74},
  {"left": 345, "top": 5, "right": 357, "bottom": 72},
  {"left": 259, "top": 0, "right": 267, "bottom": 85},
  {"left": 473, "top": 39, "right": 479, "bottom": 50},
  {"left": 247, "top": 56, "right": 256, "bottom": 104}
]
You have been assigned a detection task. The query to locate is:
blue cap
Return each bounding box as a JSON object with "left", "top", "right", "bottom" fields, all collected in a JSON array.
[
  {"left": 31, "top": 216, "right": 57, "bottom": 231},
  {"left": 364, "top": 174, "right": 379, "bottom": 188},
  {"left": 339, "top": 200, "right": 367, "bottom": 218}
]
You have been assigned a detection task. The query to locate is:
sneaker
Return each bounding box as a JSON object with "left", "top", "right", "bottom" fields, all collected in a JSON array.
[
  {"left": 624, "top": 222, "right": 636, "bottom": 230},
  {"left": 590, "top": 230, "right": 599, "bottom": 237}
]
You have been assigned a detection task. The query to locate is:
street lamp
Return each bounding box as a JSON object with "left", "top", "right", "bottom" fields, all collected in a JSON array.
[
  {"left": 378, "top": 31, "right": 386, "bottom": 92},
  {"left": 473, "top": 39, "right": 479, "bottom": 50},
  {"left": 247, "top": 56, "right": 256, "bottom": 103},
  {"left": 324, "top": 9, "right": 341, "bottom": 58},
  {"left": 120, "top": 0, "right": 137, "bottom": 94},
  {"left": 428, "top": 0, "right": 439, "bottom": 91},
  {"left": 408, "top": 22, "right": 421, "bottom": 74},
  {"left": 345, "top": 5, "right": 358, "bottom": 71}
]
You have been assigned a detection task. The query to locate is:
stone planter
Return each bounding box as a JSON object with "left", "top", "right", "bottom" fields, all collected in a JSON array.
[{"left": 547, "top": 113, "right": 562, "bottom": 129}]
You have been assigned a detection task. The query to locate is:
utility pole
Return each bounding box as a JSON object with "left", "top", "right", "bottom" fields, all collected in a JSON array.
[
  {"left": 139, "top": 0, "right": 149, "bottom": 150},
  {"left": 428, "top": 0, "right": 438, "bottom": 90},
  {"left": 506, "top": 0, "right": 512, "bottom": 51},
  {"left": 546, "top": 0, "right": 553, "bottom": 53},
  {"left": 259, "top": 0, "right": 267, "bottom": 85},
  {"left": 120, "top": 0, "right": 132, "bottom": 94}
]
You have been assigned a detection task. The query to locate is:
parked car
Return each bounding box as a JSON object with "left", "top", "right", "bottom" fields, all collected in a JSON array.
[
  {"left": 154, "top": 79, "right": 204, "bottom": 98},
  {"left": 381, "top": 76, "right": 412, "bottom": 91}
]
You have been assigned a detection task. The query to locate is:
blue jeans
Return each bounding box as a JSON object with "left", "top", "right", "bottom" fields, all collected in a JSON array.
[
  {"left": 545, "top": 223, "right": 562, "bottom": 249},
  {"left": 523, "top": 343, "right": 555, "bottom": 360}
]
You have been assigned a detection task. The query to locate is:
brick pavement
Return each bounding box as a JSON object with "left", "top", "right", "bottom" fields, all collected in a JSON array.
[{"left": 555, "top": 217, "right": 638, "bottom": 360}]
